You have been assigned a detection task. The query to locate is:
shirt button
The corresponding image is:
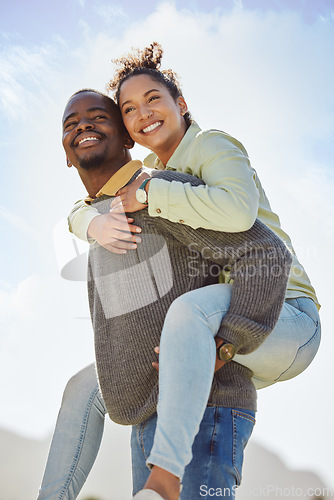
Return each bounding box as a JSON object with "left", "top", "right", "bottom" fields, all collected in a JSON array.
[
  {"left": 156, "top": 208, "right": 161, "bottom": 214},
  {"left": 179, "top": 220, "right": 185, "bottom": 224}
]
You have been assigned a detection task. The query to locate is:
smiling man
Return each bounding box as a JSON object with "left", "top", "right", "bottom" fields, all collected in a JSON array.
[{"left": 38, "top": 89, "right": 291, "bottom": 500}]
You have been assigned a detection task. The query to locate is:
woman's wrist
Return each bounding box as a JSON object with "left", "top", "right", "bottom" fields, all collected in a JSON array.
[{"left": 144, "top": 179, "right": 151, "bottom": 194}]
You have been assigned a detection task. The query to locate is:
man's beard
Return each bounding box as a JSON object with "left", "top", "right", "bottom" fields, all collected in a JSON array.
[{"left": 78, "top": 152, "right": 105, "bottom": 170}]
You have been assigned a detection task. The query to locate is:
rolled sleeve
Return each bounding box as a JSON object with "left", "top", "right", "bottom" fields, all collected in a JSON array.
[{"left": 68, "top": 199, "right": 100, "bottom": 243}]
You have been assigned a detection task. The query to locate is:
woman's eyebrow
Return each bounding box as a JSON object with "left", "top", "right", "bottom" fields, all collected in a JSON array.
[{"left": 121, "top": 89, "right": 161, "bottom": 109}]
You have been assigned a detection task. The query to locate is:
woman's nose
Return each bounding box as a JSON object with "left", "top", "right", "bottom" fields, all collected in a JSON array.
[{"left": 139, "top": 105, "right": 153, "bottom": 120}]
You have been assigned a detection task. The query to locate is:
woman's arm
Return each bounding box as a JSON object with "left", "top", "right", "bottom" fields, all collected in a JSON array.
[{"left": 113, "top": 131, "right": 260, "bottom": 232}]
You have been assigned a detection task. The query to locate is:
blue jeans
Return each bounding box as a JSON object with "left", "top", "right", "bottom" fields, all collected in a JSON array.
[
  {"left": 37, "top": 290, "right": 320, "bottom": 498},
  {"left": 37, "top": 365, "right": 106, "bottom": 500},
  {"left": 131, "top": 407, "right": 255, "bottom": 498},
  {"left": 147, "top": 285, "right": 320, "bottom": 479}
]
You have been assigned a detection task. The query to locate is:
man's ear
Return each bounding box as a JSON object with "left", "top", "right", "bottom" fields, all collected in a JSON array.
[
  {"left": 66, "top": 156, "right": 73, "bottom": 168},
  {"left": 124, "top": 132, "right": 135, "bottom": 150}
]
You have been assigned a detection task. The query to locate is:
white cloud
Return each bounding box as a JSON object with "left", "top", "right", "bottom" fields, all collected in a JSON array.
[
  {"left": 0, "top": 274, "right": 94, "bottom": 438},
  {"left": 92, "top": 1, "right": 129, "bottom": 24}
]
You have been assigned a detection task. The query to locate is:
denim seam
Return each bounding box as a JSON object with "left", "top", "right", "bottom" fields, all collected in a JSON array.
[
  {"left": 275, "top": 322, "right": 320, "bottom": 381},
  {"left": 139, "top": 421, "right": 148, "bottom": 459},
  {"left": 202, "top": 407, "right": 219, "bottom": 489},
  {"left": 232, "top": 409, "right": 255, "bottom": 485},
  {"left": 58, "top": 384, "right": 100, "bottom": 500}
]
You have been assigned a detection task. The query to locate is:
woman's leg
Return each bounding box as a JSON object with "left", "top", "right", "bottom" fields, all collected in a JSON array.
[
  {"left": 234, "top": 296, "right": 321, "bottom": 388},
  {"left": 37, "top": 364, "right": 107, "bottom": 500},
  {"left": 147, "top": 285, "right": 320, "bottom": 479},
  {"left": 147, "top": 284, "right": 232, "bottom": 480}
]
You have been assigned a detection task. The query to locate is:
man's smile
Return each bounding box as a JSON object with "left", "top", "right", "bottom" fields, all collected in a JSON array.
[
  {"left": 78, "top": 136, "right": 100, "bottom": 146},
  {"left": 72, "top": 133, "right": 103, "bottom": 148}
]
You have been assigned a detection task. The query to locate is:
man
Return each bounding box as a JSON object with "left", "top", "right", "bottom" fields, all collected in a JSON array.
[{"left": 38, "top": 89, "right": 291, "bottom": 500}]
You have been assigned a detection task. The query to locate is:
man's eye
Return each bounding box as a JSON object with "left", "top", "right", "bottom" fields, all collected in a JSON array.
[
  {"left": 93, "top": 115, "right": 106, "bottom": 120},
  {"left": 64, "top": 122, "right": 77, "bottom": 130}
]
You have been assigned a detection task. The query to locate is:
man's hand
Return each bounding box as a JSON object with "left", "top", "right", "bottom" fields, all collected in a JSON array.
[
  {"left": 152, "top": 342, "right": 227, "bottom": 373},
  {"left": 110, "top": 171, "right": 151, "bottom": 213},
  {"left": 214, "top": 338, "right": 228, "bottom": 372},
  {"left": 87, "top": 211, "right": 142, "bottom": 254}
]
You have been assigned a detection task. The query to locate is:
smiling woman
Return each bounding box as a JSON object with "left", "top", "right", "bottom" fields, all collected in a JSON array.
[{"left": 118, "top": 75, "right": 188, "bottom": 167}]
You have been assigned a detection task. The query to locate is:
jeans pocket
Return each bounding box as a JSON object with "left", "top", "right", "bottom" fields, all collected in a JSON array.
[{"left": 232, "top": 409, "right": 255, "bottom": 485}]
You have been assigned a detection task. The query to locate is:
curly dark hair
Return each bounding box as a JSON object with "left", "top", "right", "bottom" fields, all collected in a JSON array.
[{"left": 107, "top": 42, "right": 192, "bottom": 128}]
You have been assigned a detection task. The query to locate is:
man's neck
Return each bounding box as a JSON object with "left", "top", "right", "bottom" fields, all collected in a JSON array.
[{"left": 78, "top": 156, "right": 130, "bottom": 198}]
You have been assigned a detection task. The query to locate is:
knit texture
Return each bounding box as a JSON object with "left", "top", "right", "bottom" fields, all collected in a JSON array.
[{"left": 88, "top": 169, "right": 292, "bottom": 425}]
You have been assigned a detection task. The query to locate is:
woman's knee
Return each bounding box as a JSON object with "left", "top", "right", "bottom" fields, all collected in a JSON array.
[
  {"left": 164, "top": 285, "right": 232, "bottom": 335},
  {"left": 62, "top": 364, "right": 99, "bottom": 404}
]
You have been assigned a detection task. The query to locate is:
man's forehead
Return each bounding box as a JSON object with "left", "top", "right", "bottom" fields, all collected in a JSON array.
[{"left": 63, "top": 91, "right": 111, "bottom": 121}]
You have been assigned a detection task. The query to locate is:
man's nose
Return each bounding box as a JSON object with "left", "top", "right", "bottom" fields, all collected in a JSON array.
[{"left": 76, "top": 119, "right": 94, "bottom": 132}]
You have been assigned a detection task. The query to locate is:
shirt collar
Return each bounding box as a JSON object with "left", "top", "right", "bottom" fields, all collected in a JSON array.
[
  {"left": 85, "top": 160, "right": 143, "bottom": 203},
  {"left": 152, "top": 122, "right": 201, "bottom": 170}
]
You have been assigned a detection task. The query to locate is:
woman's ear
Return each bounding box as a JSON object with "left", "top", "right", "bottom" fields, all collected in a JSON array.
[{"left": 177, "top": 96, "right": 188, "bottom": 116}]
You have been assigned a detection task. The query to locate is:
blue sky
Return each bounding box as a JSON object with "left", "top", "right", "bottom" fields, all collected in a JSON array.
[{"left": 1, "top": 0, "right": 334, "bottom": 490}]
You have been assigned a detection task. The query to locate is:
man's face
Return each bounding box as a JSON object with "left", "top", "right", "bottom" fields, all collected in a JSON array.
[{"left": 62, "top": 91, "right": 126, "bottom": 170}]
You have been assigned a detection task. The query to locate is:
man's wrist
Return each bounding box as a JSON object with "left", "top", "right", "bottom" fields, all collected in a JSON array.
[{"left": 216, "top": 340, "right": 236, "bottom": 362}]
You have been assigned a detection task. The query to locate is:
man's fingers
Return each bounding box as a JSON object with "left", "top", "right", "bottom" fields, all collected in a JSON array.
[
  {"left": 107, "top": 237, "right": 140, "bottom": 249},
  {"left": 109, "top": 212, "right": 142, "bottom": 234},
  {"left": 152, "top": 361, "right": 159, "bottom": 371},
  {"left": 101, "top": 243, "right": 128, "bottom": 254},
  {"left": 110, "top": 202, "right": 125, "bottom": 213}
]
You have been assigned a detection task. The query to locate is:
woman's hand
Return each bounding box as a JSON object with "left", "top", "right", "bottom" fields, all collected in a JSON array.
[
  {"left": 152, "top": 343, "right": 227, "bottom": 373},
  {"left": 87, "top": 211, "right": 142, "bottom": 254},
  {"left": 110, "top": 171, "right": 151, "bottom": 213}
]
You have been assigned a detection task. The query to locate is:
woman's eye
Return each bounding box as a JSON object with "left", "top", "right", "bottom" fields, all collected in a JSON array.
[
  {"left": 148, "top": 95, "right": 159, "bottom": 102},
  {"left": 124, "top": 106, "right": 135, "bottom": 114}
]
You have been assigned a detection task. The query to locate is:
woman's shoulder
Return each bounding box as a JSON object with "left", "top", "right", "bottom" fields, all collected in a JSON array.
[{"left": 191, "top": 123, "right": 249, "bottom": 158}]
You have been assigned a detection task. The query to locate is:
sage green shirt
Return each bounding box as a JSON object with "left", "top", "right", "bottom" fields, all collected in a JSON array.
[{"left": 68, "top": 123, "right": 319, "bottom": 308}]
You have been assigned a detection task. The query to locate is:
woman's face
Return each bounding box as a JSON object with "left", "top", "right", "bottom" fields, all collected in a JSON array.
[{"left": 119, "top": 74, "right": 188, "bottom": 165}]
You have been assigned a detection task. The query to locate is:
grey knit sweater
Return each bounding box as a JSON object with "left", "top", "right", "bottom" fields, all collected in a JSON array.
[{"left": 88, "top": 169, "right": 292, "bottom": 425}]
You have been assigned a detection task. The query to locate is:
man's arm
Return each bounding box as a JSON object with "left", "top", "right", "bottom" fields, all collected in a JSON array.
[
  {"left": 68, "top": 199, "right": 142, "bottom": 252},
  {"left": 68, "top": 199, "right": 100, "bottom": 242}
]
